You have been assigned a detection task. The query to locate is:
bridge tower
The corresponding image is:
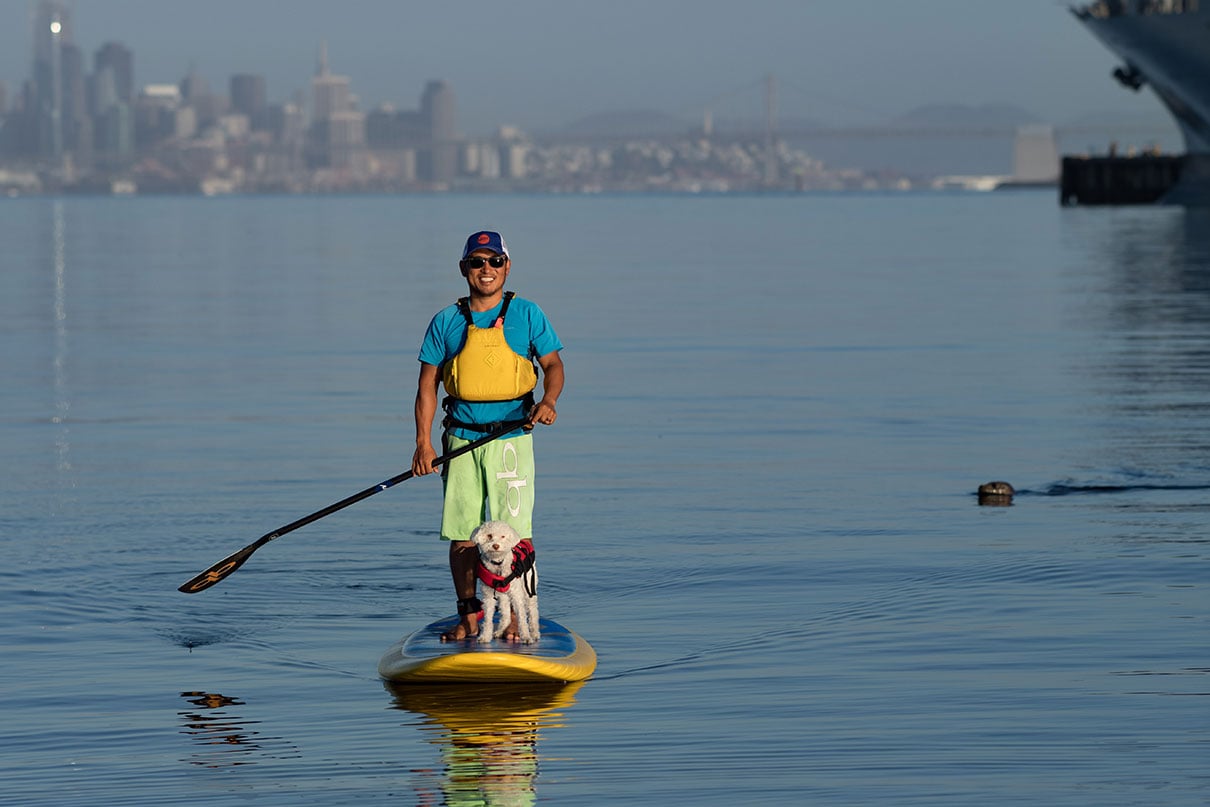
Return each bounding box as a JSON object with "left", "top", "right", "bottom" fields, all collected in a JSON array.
[{"left": 763, "top": 73, "right": 778, "bottom": 188}]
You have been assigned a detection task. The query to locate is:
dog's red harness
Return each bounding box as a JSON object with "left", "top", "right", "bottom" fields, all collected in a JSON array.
[{"left": 476, "top": 538, "right": 536, "bottom": 595}]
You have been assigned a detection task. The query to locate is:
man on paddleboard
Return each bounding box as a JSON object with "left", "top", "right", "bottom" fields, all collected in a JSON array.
[{"left": 411, "top": 231, "right": 564, "bottom": 642}]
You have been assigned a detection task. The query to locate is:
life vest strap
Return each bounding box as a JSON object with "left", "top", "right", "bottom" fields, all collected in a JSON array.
[
  {"left": 441, "top": 392, "right": 534, "bottom": 433},
  {"left": 476, "top": 539, "right": 536, "bottom": 595},
  {"left": 456, "top": 291, "right": 515, "bottom": 326}
]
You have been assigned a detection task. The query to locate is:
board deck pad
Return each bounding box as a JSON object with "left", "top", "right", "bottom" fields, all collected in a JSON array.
[{"left": 378, "top": 615, "right": 597, "bottom": 683}]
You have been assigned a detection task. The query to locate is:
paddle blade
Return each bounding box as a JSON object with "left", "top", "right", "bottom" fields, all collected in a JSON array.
[{"left": 178, "top": 542, "right": 261, "bottom": 594}]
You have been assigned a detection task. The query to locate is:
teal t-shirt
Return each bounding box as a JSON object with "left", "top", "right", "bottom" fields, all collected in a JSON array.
[{"left": 418, "top": 294, "right": 562, "bottom": 440}]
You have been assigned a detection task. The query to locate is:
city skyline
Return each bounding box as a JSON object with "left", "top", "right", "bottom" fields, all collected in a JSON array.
[
  {"left": 0, "top": 1, "right": 501, "bottom": 192},
  {"left": 0, "top": 0, "right": 1186, "bottom": 195},
  {"left": 0, "top": 0, "right": 1174, "bottom": 135}
]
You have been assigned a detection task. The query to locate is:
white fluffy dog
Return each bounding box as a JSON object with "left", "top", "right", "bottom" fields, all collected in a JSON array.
[{"left": 471, "top": 520, "right": 540, "bottom": 644}]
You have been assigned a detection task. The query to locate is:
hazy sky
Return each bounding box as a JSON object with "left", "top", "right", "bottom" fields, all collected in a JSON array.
[{"left": 0, "top": 0, "right": 1169, "bottom": 133}]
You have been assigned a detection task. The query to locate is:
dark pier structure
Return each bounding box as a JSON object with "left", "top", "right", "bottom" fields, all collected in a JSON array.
[{"left": 1060, "top": 154, "right": 1186, "bottom": 206}]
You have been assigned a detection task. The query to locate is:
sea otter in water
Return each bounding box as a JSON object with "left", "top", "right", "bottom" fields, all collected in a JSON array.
[{"left": 977, "top": 480, "right": 1014, "bottom": 505}]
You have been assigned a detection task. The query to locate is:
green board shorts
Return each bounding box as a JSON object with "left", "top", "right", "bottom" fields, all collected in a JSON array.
[{"left": 440, "top": 432, "right": 535, "bottom": 542}]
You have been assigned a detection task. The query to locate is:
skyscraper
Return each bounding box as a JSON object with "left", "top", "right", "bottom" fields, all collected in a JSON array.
[
  {"left": 421, "top": 80, "right": 456, "bottom": 143},
  {"left": 230, "top": 74, "right": 267, "bottom": 130},
  {"left": 179, "top": 67, "right": 209, "bottom": 102},
  {"left": 94, "top": 42, "right": 134, "bottom": 105},
  {"left": 311, "top": 42, "right": 352, "bottom": 122},
  {"left": 60, "top": 42, "right": 88, "bottom": 156},
  {"left": 420, "top": 80, "right": 457, "bottom": 183},
  {"left": 307, "top": 43, "right": 364, "bottom": 170},
  {"left": 91, "top": 43, "right": 134, "bottom": 164},
  {"left": 31, "top": 0, "right": 71, "bottom": 160}
]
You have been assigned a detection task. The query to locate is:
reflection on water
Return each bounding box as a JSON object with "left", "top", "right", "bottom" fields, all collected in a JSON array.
[
  {"left": 178, "top": 691, "right": 298, "bottom": 768},
  {"left": 1085, "top": 208, "right": 1210, "bottom": 338},
  {"left": 387, "top": 682, "right": 584, "bottom": 806},
  {"left": 50, "top": 200, "right": 73, "bottom": 483},
  {"left": 1066, "top": 208, "right": 1210, "bottom": 483}
]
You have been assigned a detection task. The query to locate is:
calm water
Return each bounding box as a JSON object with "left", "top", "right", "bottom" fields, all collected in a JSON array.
[{"left": 1, "top": 192, "right": 1207, "bottom": 806}]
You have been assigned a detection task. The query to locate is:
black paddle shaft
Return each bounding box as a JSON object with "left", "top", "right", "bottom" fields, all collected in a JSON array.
[{"left": 178, "top": 422, "right": 524, "bottom": 594}]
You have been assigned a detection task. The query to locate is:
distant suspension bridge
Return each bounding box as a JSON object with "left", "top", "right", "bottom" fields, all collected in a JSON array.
[{"left": 532, "top": 74, "right": 1174, "bottom": 183}]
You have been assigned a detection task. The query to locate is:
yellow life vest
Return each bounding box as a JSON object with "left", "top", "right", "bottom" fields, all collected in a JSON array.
[{"left": 442, "top": 292, "right": 538, "bottom": 402}]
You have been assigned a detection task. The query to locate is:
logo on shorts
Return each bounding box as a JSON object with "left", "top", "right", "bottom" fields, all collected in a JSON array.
[{"left": 495, "top": 441, "right": 528, "bottom": 517}]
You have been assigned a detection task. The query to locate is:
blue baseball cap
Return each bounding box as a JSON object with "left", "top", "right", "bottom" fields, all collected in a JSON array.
[{"left": 462, "top": 230, "right": 509, "bottom": 259}]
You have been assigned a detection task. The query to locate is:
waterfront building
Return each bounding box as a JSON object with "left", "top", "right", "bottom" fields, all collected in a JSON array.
[{"left": 1012, "top": 125, "right": 1059, "bottom": 184}]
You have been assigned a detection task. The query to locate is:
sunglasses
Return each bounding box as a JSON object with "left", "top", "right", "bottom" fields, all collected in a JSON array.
[{"left": 463, "top": 255, "right": 507, "bottom": 269}]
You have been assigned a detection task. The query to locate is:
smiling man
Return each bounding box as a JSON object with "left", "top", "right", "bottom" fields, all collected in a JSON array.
[{"left": 411, "top": 230, "right": 565, "bottom": 642}]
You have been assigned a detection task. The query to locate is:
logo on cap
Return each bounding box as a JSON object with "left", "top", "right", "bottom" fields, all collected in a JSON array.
[{"left": 477, "top": 233, "right": 491, "bottom": 245}]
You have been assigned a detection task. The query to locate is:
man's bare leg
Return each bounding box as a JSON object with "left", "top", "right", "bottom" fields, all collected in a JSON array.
[{"left": 441, "top": 541, "right": 479, "bottom": 641}]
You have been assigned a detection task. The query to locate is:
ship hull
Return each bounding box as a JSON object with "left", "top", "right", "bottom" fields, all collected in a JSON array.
[{"left": 1075, "top": 4, "right": 1210, "bottom": 203}]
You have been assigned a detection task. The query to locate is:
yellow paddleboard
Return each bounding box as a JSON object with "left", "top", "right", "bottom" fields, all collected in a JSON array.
[{"left": 378, "top": 615, "right": 597, "bottom": 684}]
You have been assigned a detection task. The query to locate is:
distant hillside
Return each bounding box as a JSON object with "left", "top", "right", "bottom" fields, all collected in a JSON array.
[
  {"left": 889, "top": 103, "right": 1042, "bottom": 128},
  {"left": 710, "top": 114, "right": 832, "bottom": 134},
  {"left": 553, "top": 109, "right": 693, "bottom": 137}
]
